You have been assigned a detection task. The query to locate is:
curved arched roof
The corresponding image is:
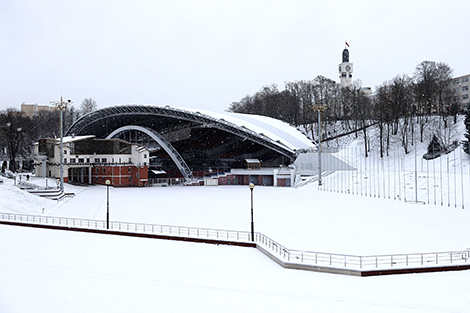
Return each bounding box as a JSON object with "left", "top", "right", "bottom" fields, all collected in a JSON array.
[{"left": 66, "top": 104, "right": 314, "bottom": 159}]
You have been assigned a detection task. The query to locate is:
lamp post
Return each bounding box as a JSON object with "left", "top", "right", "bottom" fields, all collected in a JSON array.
[
  {"left": 311, "top": 102, "right": 327, "bottom": 186},
  {"left": 50, "top": 97, "right": 73, "bottom": 191},
  {"left": 105, "top": 179, "right": 111, "bottom": 229},
  {"left": 249, "top": 183, "right": 255, "bottom": 241}
]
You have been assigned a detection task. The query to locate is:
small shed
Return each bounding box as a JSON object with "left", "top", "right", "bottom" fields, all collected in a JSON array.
[{"left": 245, "top": 159, "right": 261, "bottom": 170}]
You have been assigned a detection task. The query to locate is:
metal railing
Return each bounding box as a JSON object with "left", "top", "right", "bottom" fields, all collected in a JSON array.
[
  {"left": 0, "top": 212, "right": 251, "bottom": 243},
  {"left": 1, "top": 211, "right": 469, "bottom": 270},
  {"left": 148, "top": 178, "right": 186, "bottom": 187},
  {"left": 255, "top": 232, "right": 470, "bottom": 269}
]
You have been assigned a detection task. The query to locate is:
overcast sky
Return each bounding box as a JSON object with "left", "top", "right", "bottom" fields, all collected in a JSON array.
[{"left": 1, "top": 0, "right": 469, "bottom": 113}]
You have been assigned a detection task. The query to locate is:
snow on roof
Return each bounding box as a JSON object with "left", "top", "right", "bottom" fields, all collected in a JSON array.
[
  {"left": 177, "top": 106, "right": 314, "bottom": 151},
  {"left": 61, "top": 135, "right": 96, "bottom": 143},
  {"left": 151, "top": 170, "right": 167, "bottom": 175}
]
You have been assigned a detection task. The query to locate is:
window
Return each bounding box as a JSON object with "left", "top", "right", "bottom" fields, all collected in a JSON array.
[
  {"left": 128, "top": 167, "right": 131, "bottom": 173},
  {"left": 101, "top": 158, "right": 107, "bottom": 163},
  {"left": 454, "top": 79, "right": 460, "bottom": 85},
  {"left": 70, "top": 159, "right": 76, "bottom": 164},
  {"left": 129, "top": 176, "right": 132, "bottom": 181},
  {"left": 462, "top": 86, "right": 469, "bottom": 92},
  {"left": 64, "top": 158, "right": 67, "bottom": 163},
  {"left": 96, "top": 168, "right": 99, "bottom": 174},
  {"left": 144, "top": 154, "right": 147, "bottom": 158},
  {"left": 64, "top": 150, "right": 67, "bottom": 154},
  {"left": 463, "top": 77, "right": 469, "bottom": 83},
  {"left": 86, "top": 158, "right": 90, "bottom": 163},
  {"left": 463, "top": 94, "right": 469, "bottom": 100},
  {"left": 78, "top": 158, "right": 84, "bottom": 163},
  {"left": 103, "top": 168, "right": 106, "bottom": 174}
]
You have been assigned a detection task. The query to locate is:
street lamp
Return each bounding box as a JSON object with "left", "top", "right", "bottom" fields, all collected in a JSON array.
[
  {"left": 105, "top": 179, "right": 111, "bottom": 229},
  {"left": 50, "top": 97, "right": 73, "bottom": 191},
  {"left": 249, "top": 183, "right": 255, "bottom": 242},
  {"left": 311, "top": 102, "right": 327, "bottom": 186}
]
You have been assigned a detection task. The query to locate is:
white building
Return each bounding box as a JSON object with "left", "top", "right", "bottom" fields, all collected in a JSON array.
[
  {"left": 34, "top": 135, "right": 150, "bottom": 187},
  {"left": 450, "top": 74, "right": 470, "bottom": 109}
]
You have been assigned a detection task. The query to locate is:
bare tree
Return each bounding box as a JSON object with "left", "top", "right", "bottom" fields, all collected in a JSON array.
[
  {"left": 80, "top": 98, "right": 97, "bottom": 116},
  {"left": 64, "top": 105, "right": 80, "bottom": 132},
  {"left": 414, "top": 61, "right": 453, "bottom": 115},
  {"left": 31, "top": 110, "right": 60, "bottom": 140},
  {"left": 374, "top": 83, "right": 390, "bottom": 157},
  {"left": 0, "top": 108, "right": 33, "bottom": 172}
]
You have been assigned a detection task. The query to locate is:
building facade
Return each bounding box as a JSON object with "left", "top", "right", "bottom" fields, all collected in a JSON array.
[
  {"left": 34, "top": 135, "right": 149, "bottom": 187},
  {"left": 21, "top": 103, "right": 57, "bottom": 118},
  {"left": 450, "top": 74, "right": 470, "bottom": 109}
]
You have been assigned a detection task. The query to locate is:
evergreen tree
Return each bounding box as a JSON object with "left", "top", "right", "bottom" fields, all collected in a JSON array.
[
  {"left": 424, "top": 134, "right": 444, "bottom": 160},
  {"left": 464, "top": 107, "right": 470, "bottom": 154}
]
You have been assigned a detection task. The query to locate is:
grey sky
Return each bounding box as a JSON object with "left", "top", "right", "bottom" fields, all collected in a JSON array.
[{"left": 1, "top": 0, "right": 469, "bottom": 113}]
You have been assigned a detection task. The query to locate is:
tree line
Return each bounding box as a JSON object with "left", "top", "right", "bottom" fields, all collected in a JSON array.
[
  {"left": 228, "top": 61, "right": 465, "bottom": 157},
  {"left": 0, "top": 98, "right": 97, "bottom": 172}
]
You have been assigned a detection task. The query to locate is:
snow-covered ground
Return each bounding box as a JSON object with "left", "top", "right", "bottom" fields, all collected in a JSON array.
[
  {"left": 1, "top": 224, "right": 469, "bottom": 313},
  {"left": 1, "top": 173, "right": 470, "bottom": 312},
  {"left": 1, "top": 116, "right": 470, "bottom": 312}
]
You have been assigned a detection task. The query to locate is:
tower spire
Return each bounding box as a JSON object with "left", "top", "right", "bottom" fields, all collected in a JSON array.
[{"left": 338, "top": 43, "right": 353, "bottom": 88}]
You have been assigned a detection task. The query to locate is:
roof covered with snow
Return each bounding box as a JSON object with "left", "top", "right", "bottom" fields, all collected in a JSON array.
[
  {"left": 62, "top": 135, "right": 96, "bottom": 143},
  {"left": 180, "top": 106, "right": 314, "bottom": 151},
  {"left": 67, "top": 104, "right": 314, "bottom": 158}
]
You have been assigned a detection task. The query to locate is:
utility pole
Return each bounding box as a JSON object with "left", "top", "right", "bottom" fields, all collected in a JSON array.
[
  {"left": 50, "top": 97, "right": 73, "bottom": 191},
  {"left": 311, "top": 102, "right": 327, "bottom": 186}
]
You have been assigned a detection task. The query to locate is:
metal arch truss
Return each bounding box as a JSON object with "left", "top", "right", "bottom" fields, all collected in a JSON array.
[
  {"left": 106, "top": 125, "right": 194, "bottom": 180},
  {"left": 66, "top": 104, "right": 296, "bottom": 160}
]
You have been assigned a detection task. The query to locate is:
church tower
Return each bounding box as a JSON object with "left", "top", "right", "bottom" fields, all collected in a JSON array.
[{"left": 338, "top": 42, "right": 353, "bottom": 88}]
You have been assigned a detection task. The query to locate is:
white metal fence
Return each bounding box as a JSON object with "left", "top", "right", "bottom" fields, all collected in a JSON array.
[
  {"left": 2, "top": 212, "right": 469, "bottom": 271},
  {"left": 0, "top": 212, "right": 252, "bottom": 242},
  {"left": 256, "top": 232, "right": 470, "bottom": 269}
]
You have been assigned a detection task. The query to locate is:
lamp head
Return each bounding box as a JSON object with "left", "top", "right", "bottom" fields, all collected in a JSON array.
[
  {"left": 249, "top": 183, "right": 255, "bottom": 190},
  {"left": 105, "top": 180, "right": 111, "bottom": 186}
]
